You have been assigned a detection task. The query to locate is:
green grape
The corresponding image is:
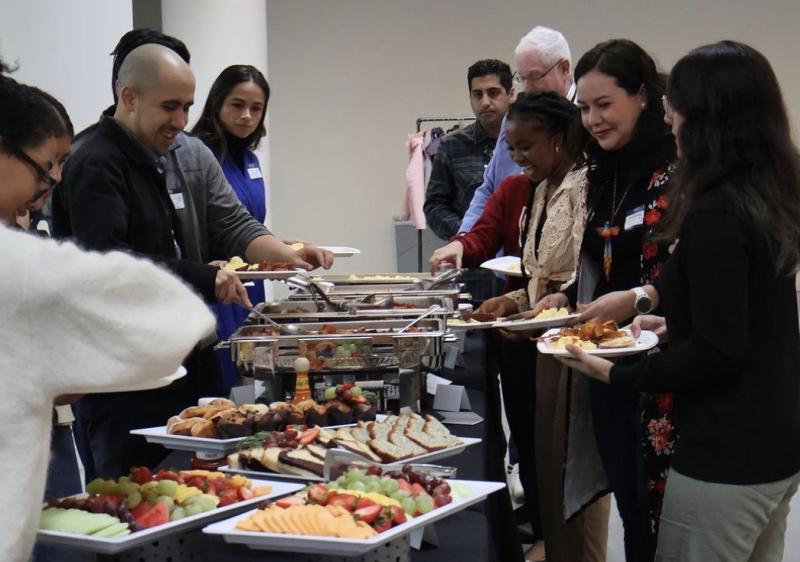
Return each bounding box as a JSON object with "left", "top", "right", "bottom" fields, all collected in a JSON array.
[
  {"left": 350, "top": 386, "right": 363, "bottom": 398},
  {"left": 415, "top": 493, "right": 435, "bottom": 514},
  {"left": 140, "top": 481, "right": 159, "bottom": 491},
  {"left": 170, "top": 507, "right": 186, "bottom": 521},
  {"left": 118, "top": 476, "right": 131, "bottom": 485},
  {"left": 327, "top": 482, "right": 340, "bottom": 490},
  {"left": 380, "top": 478, "right": 399, "bottom": 495},
  {"left": 324, "top": 387, "right": 337, "bottom": 400},
  {"left": 116, "top": 481, "right": 139, "bottom": 495},
  {"left": 391, "top": 489, "right": 411, "bottom": 502},
  {"left": 157, "top": 495, "right": 175, "bottom": 510},
  {"left": 127, "top": 491, "right": 142, "bottom": 509},
  {"left": 156, "top": 479, "right": 178, "bottom": 498},
  {"left": 142, "top": 489, "right": 160, "bottom": 505},
  {"left": 184, "top": 503, "right": 204, "bottom": 517},
  {"left": 85, "top": 478, "right": 105, "bottom": 495},
  {"left": 336, "top": 476, "right": 348, "bottom": 487},
  {"left": 400, "top": 497, "right": 416, "bottom": 514},
  {"left": 349, "top": 480, "right": 367, "bottom": 492},
  {"left": 334, "top": 346, "right": 348, "bottom": 358}
]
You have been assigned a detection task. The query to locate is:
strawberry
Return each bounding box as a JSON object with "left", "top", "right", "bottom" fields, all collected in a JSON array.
[
  {"left": 353, "top": 504, "right": 382, "bottom": 523},
  {"left": 410, "top": 483, "right": 426, "bottom": 498},
  {"left": 355, "top": 497, "right": 377, "bottom": 509},
  {"left": 275, "top": 496, "right": 306, "bottom": 509},
  {"left": 217, "top": 488, "right": 238, "bottom": 507},
  {"left": 397, "top": 478, "right": 413, "bottom": 493},
  {"left": 130, "top": 466, "right": 152, "bottom": 485},
  {"left": 389, "top": 504, "right": 407, "bottom": 524},
  {"left": 371, "top": 515, "right": 393, "bottom": 533},
  {"left": 237, "top": 486, "right": 255, "bottom": 501},
  {"left": 327, "top": 493, "right": 357, "bottom": 512},
  {"left": 299, "top": 428, "right": 320, "bottom": 445},
  {"left": 307, "top": 484, "right": 330, "bottom": 505}
]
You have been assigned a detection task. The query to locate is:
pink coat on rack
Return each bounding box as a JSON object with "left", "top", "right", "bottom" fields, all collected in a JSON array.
[{"left": 402, "top": 130, "right": 428, "bottom": 229}]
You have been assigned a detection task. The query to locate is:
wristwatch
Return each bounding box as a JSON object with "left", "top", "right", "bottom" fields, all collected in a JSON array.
[{"left": 632, "top": 286, "right": 654, "bottom": 314}]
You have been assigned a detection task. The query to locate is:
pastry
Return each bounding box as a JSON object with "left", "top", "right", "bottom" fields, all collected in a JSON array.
[
  {"left": 167, "top": 416, "right": 206, "bottom": 435},
  {"left": 216, "top": 409, "right": 253, "bottom": 438},
  {"left": 305, "top": 404, "right": 329, "bottom": 427},
  {"left": 238, "top": 403, "right": 269, "bottom": 417},
  {"left": 189, "top": 419, "right": 218, "bottom": 438}
]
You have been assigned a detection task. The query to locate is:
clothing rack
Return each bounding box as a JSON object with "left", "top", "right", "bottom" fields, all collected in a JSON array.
[
  {"left": 416, "top": 116, "right": 475, "bottom": 133},
  {"left": 412, "top": 116, "right": 476, "bottom": 270}
]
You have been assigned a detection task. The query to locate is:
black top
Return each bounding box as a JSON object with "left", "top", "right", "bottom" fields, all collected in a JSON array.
[
  {"left": 423, "top": 121, "right": 496, "bottom": 239},
  {"left": 564, "top": 150, "right": 673, "bottom": 307},
  {"left": 611, "top": 187, "right": 800, "bottom": 484},
  {"left": 52, "top": 117, "right": 217, "bottom": 302}
]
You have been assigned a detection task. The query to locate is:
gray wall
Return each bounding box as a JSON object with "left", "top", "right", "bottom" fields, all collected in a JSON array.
[{"left": 266, "top": 0, "right": 800, "bottom": 273}]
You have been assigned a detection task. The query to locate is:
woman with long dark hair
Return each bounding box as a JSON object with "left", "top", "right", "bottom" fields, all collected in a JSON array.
[
  {"left": 532, "top": 39, "right": 677, "bottom": 561},
  {"left": 191, "top": 65, "right": 271, "bottom": 388},
  {"left": 561, "top": 40, "right": 800, "bottom": 562}
]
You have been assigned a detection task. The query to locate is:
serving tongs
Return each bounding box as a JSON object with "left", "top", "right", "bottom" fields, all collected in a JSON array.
[
  {"left": 323, "top": 448, "right": 457, "bottom": 481},
  {"left": 397, "top": 305, "right": 441, "bottom": 334},
  {"left": 286, "top": 274, "right": 354, "bottom": 313},
  {"left": 410, "top": 268, "right": 462, "bottom": 291},
  {"left": 239, "top": 303, "right": 309, "bottom": 335}
]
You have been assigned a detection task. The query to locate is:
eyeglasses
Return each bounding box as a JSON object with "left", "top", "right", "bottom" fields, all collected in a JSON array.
[
  {"left": 661, "top": 95, "right": 673, "bottom": 118},
  {"left": 9, "top": 146, "right": 58, "bottom": 189},
  {"left": 513, "top": 58, "right": 564, "bottom": 86}
]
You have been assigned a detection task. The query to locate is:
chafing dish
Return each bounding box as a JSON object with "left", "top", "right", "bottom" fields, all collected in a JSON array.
[{"left": 217, "top": 317, "right": 451, "bottom": 412}]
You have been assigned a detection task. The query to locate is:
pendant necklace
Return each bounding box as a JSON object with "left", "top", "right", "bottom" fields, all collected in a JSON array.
[{"left": 595, "top": 168, "right": 632, "bottom": 281}]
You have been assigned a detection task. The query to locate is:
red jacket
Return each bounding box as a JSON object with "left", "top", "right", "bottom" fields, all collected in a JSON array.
[{"left": 456, "top": 174, "right": 530, "bottom": 291}]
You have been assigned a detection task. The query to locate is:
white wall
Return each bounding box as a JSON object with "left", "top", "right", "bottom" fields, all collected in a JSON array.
[
  {"left": 0, "top": 0, "right": 132, "bottom": 133},
  {"left": 266, "top": 0, "right": 800, "bottom": 274},
  {"left": 161, "top": 0, "right": 272, "bottom": 227}
]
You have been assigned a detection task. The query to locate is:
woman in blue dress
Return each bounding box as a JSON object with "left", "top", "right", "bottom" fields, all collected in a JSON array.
[{"left": 192, "top": 65, "right": 271, "bottom": 391}]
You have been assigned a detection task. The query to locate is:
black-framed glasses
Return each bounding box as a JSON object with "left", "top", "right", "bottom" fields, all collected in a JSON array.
[
  {"left": 513, "top": 58, "right": 564, "bottom": 86},
  {"left": 9, "top": 146, "right": 58, "bottom": 189}
]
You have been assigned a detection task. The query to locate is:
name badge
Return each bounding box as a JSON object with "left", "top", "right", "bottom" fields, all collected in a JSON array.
[
  {"left": 170, "top": 192, "right": 185, "bottom": 210},
  {"left": 247, "top": 167, "right": 263, "bottom": 179},
  {"left": 624, "top": 205, "right": 645, "bottom": 230}
]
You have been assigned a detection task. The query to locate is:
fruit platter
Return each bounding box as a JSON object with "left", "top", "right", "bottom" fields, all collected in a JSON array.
[
  {"left": 37, "top": 467, "right": 303, "bottom": 554},
  {"left": 203, "top": 465, "right": 505, "bottom": 555},
  {"left": 222, "top": 256, "right": 303, "bottom": 280},
  {"left": 130, "top": 391, "right": 380, "bottom": 454},
  {"left": 224, "top": 413, "right": 481, "bottom": 481}
]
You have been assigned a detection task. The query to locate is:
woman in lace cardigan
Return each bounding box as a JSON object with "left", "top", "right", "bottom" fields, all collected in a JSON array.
[{"left": 432, "top": 92, "right": 611, "bottom": 562}]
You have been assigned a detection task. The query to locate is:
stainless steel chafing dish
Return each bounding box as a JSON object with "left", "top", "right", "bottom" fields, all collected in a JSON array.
[
  {"left": 253, "top": 299, "right": 454, "bottom": 323},
  {"left": 288, "top": 288, "right": 467, "bottom": 313},
  {"left": 218, "top": 317, "right": 452, "bottom": 412}
]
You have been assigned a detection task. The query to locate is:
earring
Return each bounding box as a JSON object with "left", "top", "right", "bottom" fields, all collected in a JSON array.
[
  {"left": 555, "top": 145, "right": 560, "bottom": 153},
  {"left": 641, "top": 102, "right": 646, "bottom": 109}
]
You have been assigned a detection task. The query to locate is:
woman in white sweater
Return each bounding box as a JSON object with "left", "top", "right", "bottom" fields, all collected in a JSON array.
[{"left": 1, "top": 61, "right": 216, "bottom": 562}]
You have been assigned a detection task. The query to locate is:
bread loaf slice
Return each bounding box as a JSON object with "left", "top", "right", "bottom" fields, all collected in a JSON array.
[
  {"left": 423, "top": 417, "right": 462, "bottom": 447},
  {"left": 368, "top": 421, "right": 391, "bottom": 440},
  {"left": 388, "top": 427, "right": 426, "bottom": 456},
  {"left": 279, "top": 448, "right": 325, "bottom": 476},
  {"left": 404, "top": 428, "right": 451, "bottom": 451},
  {"left": 368, "top": 437, "right": 414, "bottom": 462},
  {"left": 333, "top": 438, "right": 383, "bottom": 463}
]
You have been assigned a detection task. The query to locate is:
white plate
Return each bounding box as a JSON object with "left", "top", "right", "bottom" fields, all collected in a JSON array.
[
  {"left": 36, "top": 479, "right": 303, "bottom": 555},
  {"left": 318, "top": 246, "right": 362, "bottom": 257},
  {"left": 236, "top": 269, "right": 305, "bottom": 281},
  {"left": 447, "top": 318, "right": 497, "bottom": 331},
  {"left": 220, "top": 464, "right": 326, "bottom": 482},
  {"left": 221, "top": 437, "right": 482, "bottom": 481},
  {"left": 109, "top": 366, "right": 187, "bottom": 393},
  {"left": 130, "top": 415, "right": 389, "bottom": 455},
  {"left": 130, "top": 426, "right": 245, "bottom": 453},
  {"left": 480, "top": 256, "right": 522, "bottom": 277},
  {"left": 492, "top": 313, "right": 580, "bottom": 332},
  {"left": 203, "top": 479, "right": 505, "bottom": 556},
  {"left": 537, "top": 328, "right": 659, "bottom": 358}
]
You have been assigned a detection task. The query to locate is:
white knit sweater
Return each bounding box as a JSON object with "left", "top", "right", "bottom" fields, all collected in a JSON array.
[{"left": 0, "top": 225, "right": 215, "bottom": 562}]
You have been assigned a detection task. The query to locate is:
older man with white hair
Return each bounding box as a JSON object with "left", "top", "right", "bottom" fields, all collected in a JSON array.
[{"left": 458, "top": 25, "right": 575, "bottom": 234}]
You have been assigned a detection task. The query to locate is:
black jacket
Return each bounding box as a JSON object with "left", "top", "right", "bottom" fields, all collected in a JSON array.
[
  {"left": 52, "top": 117, "right": 217, "bottom": 302},
  {"left": 611, "top": 187, "right": 800, "bottom": 484}
]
